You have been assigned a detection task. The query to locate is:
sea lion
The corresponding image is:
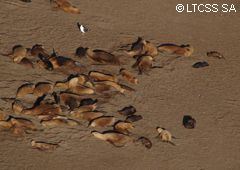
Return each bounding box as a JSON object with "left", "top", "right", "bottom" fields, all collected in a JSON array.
[
  {"left": 96, "top": 81, "right": 124, "bottom": 93},
  {"left": 38, "top": 54, "right": 54, "bottom": 71},
  {"left": 68, "top": 77, "right": 95, "bottom": 95},
  {"left": 51, "top": 0, "right": 81, "bottom": 14},
  {"left": 41, "top": 118, "right": 80, "bottom": 126},
  {"left": 126, "top": 115, "right": 142, "bottom": 122},
  {"left": 30, "top": 140, "right": 59, "bottom": 151},
  {"left": 118, "top": 106, "right": 136, "bottom": 116},
  {"left": 91, "top": 131, "right": 134, "bottom": 147},
  {"left": 31, "top": 44, "right": 51, "bottom": 59},
  {"left": 52, "top": 92, "right": 82, "bottom": 105},
  {"left": 88, "top": 116, "right": 115, "bottom": 127},
  {"left": 183, "top": 115, "right": 196, "bottom": 129},
  {"left": 12, "top": 99, "right": 24, "bottom": 116},
  {"left": 119, "top": 68, "right": 139, "bottom": 84},
  {"left": 145, "top": 41, "right": 158, "bottom": 58},
  {"left": 125, "top": 37, "right": 147, "bottom": 58},
  {"left": 192, "top": 62, "right": 209, "bottom": 68},
  {"left": 0, "top": 109, "right": 6, "bottom": 120},
  {"left": 10, "top": 117, "right": 37, "bottom": 131},
  {"left": 10, "top": 124, "right": 27, "bottom": 136},
  {"left": 132, "top": 55, "right": 154, "bottom": 75},
  {"left": 37, "top": 114, "right": 68, "bottom": 120},
  {"left": 0, "top": 120, "right": 13, "bottom": 129},
  {"left": 8, "top": 45, "right": 27, "bottom": 63},
  {"left": 19, "top": 58, "right": 34, "bottom": 68},
  {"left": 113, "top": 121, "right": 135, "bottom": 135},
  {"left": 74, "top": 47, "right": 86, "bottom": 58},
  {"left": 70, "top": 111, "right": 104, "bottom": 121},
  {"left": 85, "top": 81, "right": 111, "bottom": 94},
  {"left": 156, "top": 127, "right": 175, "bottom": 145},
  {"left": 70, "top": 103, "right": 98, "bottom": 115},
  {"left": 16, "top": 83, "right": 35, "bottom": 98},
  {"left": 89, "top": 71, "right": 119, "bottom": 83},
  {"left": 33, "top": 83, "right": 53, "bottom": 97},
  {"left": 85, "top": 48, "right": 120, "bottom": 66},
  {"left": 119, "top": 84, "right": 136, "bottom": 92},
  {"left": 137, "top": 137, "right": 152, "bottom": 149},
  {"left": 157, "top": 44, "right": 194, "bottom": 57},
  {"left": 80, "top": 98, "right": 98, "bottom": 106},
  {"left": 22, "top": 103, "right": 62, "bottom": 115},
  {"left": 207, "top": 51, "right": 225, "bottom": 59}
]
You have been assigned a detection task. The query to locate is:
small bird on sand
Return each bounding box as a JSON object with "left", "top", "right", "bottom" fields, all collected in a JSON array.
[{"left": 77, "top": 23, "right": 89, "bottom": 35}]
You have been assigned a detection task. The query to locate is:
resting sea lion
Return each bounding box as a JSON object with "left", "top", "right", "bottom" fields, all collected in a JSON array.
[
  {"left": 8, "top": 45, "right": 27, "bottom": 63},
  {"left": 125, "top": 37, "right": 147, "bottom": 58},
  {"left": 41, "top": 118, "right": 80, "bottom": 126},
  {"left": 132, "top": 55, "right": 154, "bottom": 75},
  {"left": 68, "top": 77, "right": 95, "bottom": 95},
  {"left": 85, "top": 82, "right": 111, "bottom": 94},
  {"left": 113, "top": 121, "right": 135, "bottom": 134},
  {"left": 183, "top": 115, "right": 196, "bottom": 129},
  {"left": 0, "top": 109, "right": 6, "bottom": 120},
  {"left": 16, "top": 83, "right": 35, "bottom": 98},
  {"left": 22, "top": 103, "right": 62, "bottom": 115},
  {"left": 70, "top": 111, "right": 104, "bottom": 121},
  {"left": 30, "top": 140, "right": 59, "bottom": 151},
  {"left": 158, "top": 44, "right": 194, "bottom": 57},
  {"left": 51, "top": 0, "right": 81, "bottom": 14},
  {"left": 137, "top": 137, "right": 152, "bottom": 149},
  {"left": 88, "top": 116, "right": 115, "bottom": 127},
  {"left": 12, "top": 99, "right": 24, "bottom": 115},
  {"left": 10, "top": 117, "right": 37, "bottom": 131},
  {"left": 118, "top": 106, "right": 136, "bottom": 116},
  {"left": 37, "top": 114, "right": 68, "bottom": 120},
  {"left": 207, "top": 51, "right": 225, "bottom": 59},
  {"left": 89, "top": 71, "right": 119, "bottom": 83},
  {"left": 74, "top": 47, "right": 86, "bottom": 58},
  {"left": 70, "top": 103, "right": 98, "bottom": 115},
  {"left": 33, "top": 83, "right": 53, "bottom": 97},
  {"left": 145, "top": 41, "right": 158, "bottom": 58},
  {"left": 96, "top": 81, "right": 124, "bottom": 93},
  {"left": 156, "top": 127, "right": 175, "bottom": 145},
  {"left": 0, "top": 120, "right": 13, "bottom": 129},
  {"left": 126, "top": 115, "right": 142, "bottom": 122},
  {"left": 119, "top": 68, "right": 139, "bottom": 84},
  {"left": 10, "top": 124, "right": 27, "bottom": 136}
]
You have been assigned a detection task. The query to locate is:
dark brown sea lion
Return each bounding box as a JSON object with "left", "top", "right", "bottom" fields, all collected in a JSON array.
[
  {"left": 137, "top": 137, "right": 152, "bottom": 149},
  {"left": 126, "top": 115, "right": 142, "bottom": 122},
  {"left": 183, "top": 115, "right": 196, "bottom": 129},
  {"left": 74, "top": 47, "right": 86, "bottom": 58},
  {"left": 118, "top": 106, "right": 136, "bottom": 116},
  {"left": 207, "top": 51, "right": 225, "bottom": 59},
  {"left": 192, "top": 62, "right": 209, "bottom": 68},
  {"left": 125, "top": 37, "right": 147, "bottom": 58},
  {"left": 145, "top": 41, "right": 158, "bottom": 58}
]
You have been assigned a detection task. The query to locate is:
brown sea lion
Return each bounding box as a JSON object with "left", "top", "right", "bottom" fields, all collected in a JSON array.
[
  {"left": 91, "top": 131, "right": 134, "bottom": 147},
  {"left": 96, "top": 81, "right": 124, "bottom": 93},
  {"left": 145, "top": 41, "right": 158, "bottom": 58},
  {"left": 126, "top": 115, "right": 142, "bottom": 122},
  {"left": 158, "top": 44, "right": 194, "bottom": 57},
  {"left": 70, "top": 111, "right": 104, "bottom": 121},
  {"left": 8, "top": 45, "right": 27, "bottom": 63},
  {"left": 33, "top": 83, "right": 53, "bottom": 97},
  {"left": 0, "top": 109, "right": 6, "bottom": 120},
  {"left": 37, "top": 114, "right": 68, "bottom": 120},
  {"left": 88, "top": 116, "right": 116, "bottom": 127},
  {"left": 16, "top": 83, "right": 35, "bottom": 98},
  {"left": 156, "top": 127, "right": 175, "bottom": 145},
  {"left": 119, "top": 68, "right": 139, "bottom": 84},
  {"left": 22, "top": 103, "right": 62, "bottom": 115},
  {"left": 113, "top": 121, "right": 135, "bottom": 134},
  {"left": 137, "top": 137, "right": 152, "bottom": 149},
  {"left": 85, "top": 48, "right": 120, "bottom": 65},
  {"left": 10, "top": 124, "right": 27, "bottom": 136},
  {"left": 118, "top": 106, "right": 136, "bottom": 116},
  {"left": 80, "top": 98, "right": 98, "bottom": 106},
  {"left": 125, "top": 37, "right": 147, "bottom": 58},
  {"left": 183, "top": 115, "right": 196, "bottom": 129},
  {"left": 68, "top": 77, "right": 95, "bottom": 95},
  {"left": 70, "top": 103, "right": 98, "bottom": 115},
  {"left": 89, "top": 71, "right": 119, "bottom": 83},
  {"left": 132, "top": 55, "right": 154, "bottom": 75},
  {"left": 51, "top": 0, "right": 81, "bottom": 14},
  {"left": 74, "top": 47, "right": 86, "bottom": 58},
  {"left": 12, "top": 99, "right": 24, "bottom": 116},
  {"left": 19, "top": 58, "right": 34, "bottom": 68},
  {"left": 119, "top": 84, "right": 136, "bottom": 92},
  {"left": 31, "top": 44, "right": 50, "bottom": 59},
  {"left": 30, "top": 140, "right": 59, "bottom": 151},
  {"left": 10, "top": 117, "right": 37, "bottom": 131},
  {"left": 52, "top": 92, "right": 82, "bottom": 105},
  {"left": 41, "top": 118, "right": 80, "bottom": 126},
  {"left": 207, "top": 51, "right": 225, "bottom": 59},
  {"left": 192, "top": 62, "right": 209, "bottom": 68},
  {"left": 85, "top": 81, "right": 111, "bottom": 94},
  {"left": 0, "top": 120, "right": 13, "bottom": 129}
]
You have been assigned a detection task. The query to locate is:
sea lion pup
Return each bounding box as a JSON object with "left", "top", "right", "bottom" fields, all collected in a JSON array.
[
  {"left": 132, "top": 55, "right": 154, "bottom": 75},
  {"left": 70, "top": 102, "right": 98, "bottom": 115},
  {"left": 85, "top": 48, "right": 120, "bottom": 66},
  {"left": 41, "top": 118, "right": 80, "bottom": 126},
  {"left": 10, "top": 124, "right": 27, "bottom": 136},
  {"left": 33, "top": 82, "right": 53, "bottom": 97},
  {"left": 22, "top": 103, "right": 62, "bottom": 115},
  {"left": 10, "top": 116, "right": 37, "bottom": 131},
  {"left": 192, "top": 61, "right": 209, "bottom": 68},
  {"left": 12, "top": 99, "right": 24, "bottom": 115},
  {"left": 119, "top": 68, "right": 139, "bottom": 84},
  {"left": 145, "top": 41, "right": 158, "bottom": 58},
  {"left": 118, "top": 106, "right": 136, "bottom": 116},
  {"left": 0, "top": 120, "right": 13, "bottom": 129},
  {"left": 157, "top": 44, "right": 194, "bottom": 57},
  {"left": 68, "top": 77, "right": 95, "bottom": 95},
  {"left": 37, "top": 114, "right": 68, "bottom": 120},
  {"left": 38, "top": 53, "right": 54, "bottom": 71},
  {"left": 85, "top": 81, "right": 111, "bottom": 94},
  {"left": 16, "top": 83, "right": 35, "bottom": 98},
  {"left": 96, "top": 81, "right": 124, "bottom": 93},
  {"left": 80, "top": 98, "right": 98, "bottom": 106},
  {"left": 51, "top": 0, "right": 81, "bottom": 14},
  {"left": 125, "top": 37, "right": 147, "bottom": 58},
  {"left": 207, "top": 51, "right": 225, "bottom": 59},
  {"left": 70, "top": 111, "right": 105, "bottom": 121},
  {"left": 137, "top": 137, "right": 152, "bottom": 149},
  {"left": 113, "top": 121, "right": 135, "bottom": 135},
  {"left": 126, "top": 115, "right": 142, "bottom": 122},
  {"left": 30, "top": 140, "right": 59, "bottom": 151},
  {"left": 156, "top": 127, "right": 175, "bottom": 146},
  {"left": 183, "top": 115, "right": 196, "bottom": 129},
  {"left": 7, "top": 45, "right": 27, "bottom": 63},
  {"left": 91, "top": 131, "right": 134, "bottom": 147},
  {"left": 88, "top": 116, "right": 116, "bottom": 127},
  {"left": 0, "top": 109, "right": 6, "bottom": 120},
  {"left": 74, "top": 47, "right": 86, "bottom": 58},
  {"left": 89, "top": 71, "right": 119, "bottom": 83}
]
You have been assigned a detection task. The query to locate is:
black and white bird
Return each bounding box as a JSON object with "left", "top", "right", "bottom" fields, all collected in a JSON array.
[{"left": 77, "top": 23, "right": 89, "bottom": 35}]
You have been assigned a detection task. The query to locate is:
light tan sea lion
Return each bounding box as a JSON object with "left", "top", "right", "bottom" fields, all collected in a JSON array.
[
  {"left": 30, "top": 140, "right": 59, "bottom": 151},
  {"left": 132, "top": 55, "right": 154, "bottom": 75},
  {"left": 0, "top": 109, "right": 7, "bottom": 120},
  {"left": 55, "top": 81, "right": 69, "bottom": 89},
  {"left": 145, "top": 41, "right": 158, "bottom": 58},
  {"left": 10, "top": 117, "right": 36, "bottom": 131},
  {"left": 91, "top": 131, "right": 134, "bottom": 147},
  {"left": 10, "top": 124, "right": 27, "bottom": 136},
  {"left": 85, "top": 48, "right": 120, "bottom": 66},
  {"left": 8, "top": 45, "right": 27, "bottom": 63},
  {"left": 70, "top": 111, "right": 104, "bottom": 121},
  {"left": 96, "top": 81, "right": 124, "bottom": 93},
  {"left": 85, "top": 81, "right": 111, "bottom": 94},
  {"left": 51, "top": 0, "right": 81, "bottom": 14},
  {"left": 31, "top": 44, "right": 51, "bottom": 59},
  {"left": 70, "top": 103, "right": 98, "bottom": 115},
  {"left": 76, "top": 74, "right": 89, "bottom": 84},
  {"left": 137, "top": 137, "right": 152, "bottom": 149},
  {"left": 156, "top": 127, "right": 175, "bottom": 145},
  {"left": 41, "top": 118, "right": 80, "bottom": 126},
  {"left": 88, "top": 116, "right": 115, "bottom": 127},
  {"left": 16, "top": 83, "right": 35, "bottom": 98},
  {"left": 12, "top": 99, "right": 24, "bottom": 115},
  {"left": 37, "top": 114, "right": 68, "bottom": 120},
  {"left": 89, "top": 71, "right": 119, "bottom": 83},
  {"left": 207, "top": 51, "right": 225, "bottom": 59},
  {"left": 22, "top": 103, "right": 62, "bottom": 115},
  {"left": 119, "top": 84, "right": 136, "bottom": 92},
  {"left": 125, "top": 37, "right": 147, "bottom": 58},
  {"left": 119, "top": 68, "right": 139, "bottom": 84},
  {"left": 68, "top": 77, "right": 95, "bottom": 95},
  {"left": 157, "top": 44, "right": 194, "bottom": 57},
  {"left": 118, "top": 106, "right": 136, "bottom": 116},
  {"left": 0, "top": 120, "right": 13, "bottom": 129},
  {"left": 126, "top": 115, "right": 142, "bottom": 122},
  {"left": 113, "top": 121, "right": 135, "bottom": 134},
  {"left": 33, "top": 83, "right": 53, "bottom": 97}
]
